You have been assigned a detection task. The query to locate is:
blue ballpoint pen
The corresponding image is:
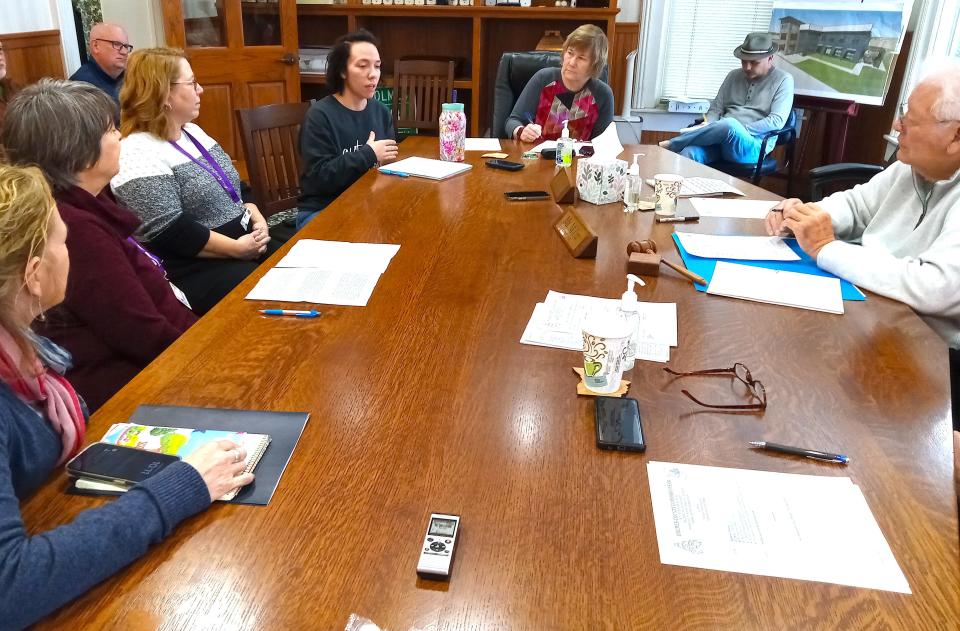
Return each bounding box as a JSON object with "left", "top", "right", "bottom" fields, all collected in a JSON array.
[
  {"left": 749, "top": 441, "right": 849, "bottom": 464},
  {"left": 380, "top": 169, "right": 409, "bottom": 178},
  {"left": 260, "top": 309, "right": 320, "bottom": 318}
]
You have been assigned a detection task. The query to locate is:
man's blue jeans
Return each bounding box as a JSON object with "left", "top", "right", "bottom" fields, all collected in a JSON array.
[
  {"left": 666, "top": 118, "right": 762, "bottom": 165},
  {"left": 296, "top": 208, "right": 320, "bottom": 230}
]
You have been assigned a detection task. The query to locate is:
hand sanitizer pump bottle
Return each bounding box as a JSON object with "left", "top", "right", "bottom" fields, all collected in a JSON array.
[
  {"left": 618, "top": 274, "right": 644, "bottom": 371},
  {"left": 624, "top": 153, "right": 642, "bottom": 212},
  {"left": 556, "top": 120, "right": 573, "bottom": 168}
]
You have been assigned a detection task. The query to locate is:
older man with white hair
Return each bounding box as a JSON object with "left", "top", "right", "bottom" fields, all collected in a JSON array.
[
  {"left": 765, "top": 57, "right": 960, "bottom": 349},
  {"left": 69, "top": 22, "right": 131, "bottom": 104}
]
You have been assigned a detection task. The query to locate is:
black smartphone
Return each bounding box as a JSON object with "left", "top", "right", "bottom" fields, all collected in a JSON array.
[
  {"left": 66, "top": 443, "right": 180, "bottom": 486},
  {"left": 504, "top": 190, "right": 550, "bottom": 201},
  {"left": 595, "top": 397, "right": 646, "bottom": 452},
  {"left": 486, "top": 159, "right": 524, "bottom": 172}
]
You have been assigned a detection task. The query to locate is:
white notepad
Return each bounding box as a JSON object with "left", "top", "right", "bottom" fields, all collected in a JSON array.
[
  {"left": 380, "top": 156, "right": 472, "bottom": 180},
  {"left": 690, "top": 198, "right": 779, "bottom": 219},
  {"left": 464, "top": 137, "right": 502, "bottom": 152},
  {"left": 706, "top": 261, "right": 844, "bottom": 314}
]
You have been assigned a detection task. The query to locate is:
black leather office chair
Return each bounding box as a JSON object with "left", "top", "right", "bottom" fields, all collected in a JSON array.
[
  {"left": 711, "top": 108, "right": 800, "bottom": 196},
  {"left": 807, "top": 146, "right": 897, "bottom": 201},
  {"left": 490, "top": 51, "right": 609, "bottom": 139}
]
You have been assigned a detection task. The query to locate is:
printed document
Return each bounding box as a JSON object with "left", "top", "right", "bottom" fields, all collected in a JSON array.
[
  {"left": 519, "top": 291, "right": 677, "bottom": 361},
  {"left": 646, "top": 177, "right": 745, "bottom": 198},
  {"left": 690, "top": 198, "right": 779, "bottom": 219},
  {"left": 675, "top": 233, "right": 800, "bottom": 261},
  {"left": 646, "top": 461, "right": 910, "bottom": 594},
  {"left": 246, "top": 268, "right": 380, "bottom": 306},
  {"left": 707, "top": 261, "right": 844, "bottom": 314}
]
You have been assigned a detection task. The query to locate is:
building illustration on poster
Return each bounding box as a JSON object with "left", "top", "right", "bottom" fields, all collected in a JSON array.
[{"left": 770, "top": 1, "right": 910, "bottom": 105}]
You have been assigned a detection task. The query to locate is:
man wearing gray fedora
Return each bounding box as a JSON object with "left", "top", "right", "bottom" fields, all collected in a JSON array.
[{"left": 660, "top": 32, "right": 794, "bottom": 165}]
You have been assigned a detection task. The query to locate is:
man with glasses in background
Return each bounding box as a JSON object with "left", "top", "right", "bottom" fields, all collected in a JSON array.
[
  {"left": 765, "top": 57, "right": 960, "bottom": 351},
  {"left": 69, "top": 23, "right": 131, "bottom": 105}
]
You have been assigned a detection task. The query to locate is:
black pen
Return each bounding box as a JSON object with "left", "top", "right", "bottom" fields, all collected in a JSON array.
[
  {"left": 655, "top": 215, "right": 698, "bottom": 223},
  {"left": 749, "top": 441, "right": 849, "bottom": 464}
]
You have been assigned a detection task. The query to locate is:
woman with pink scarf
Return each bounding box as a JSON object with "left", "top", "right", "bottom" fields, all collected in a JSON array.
[{"left": 0, "top": 165, "right": 253, "bottom": 630}]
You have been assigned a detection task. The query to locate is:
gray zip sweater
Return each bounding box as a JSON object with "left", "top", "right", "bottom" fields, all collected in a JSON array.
[{"left": 816, "top": 161, "right": 960, "bottom": 348}]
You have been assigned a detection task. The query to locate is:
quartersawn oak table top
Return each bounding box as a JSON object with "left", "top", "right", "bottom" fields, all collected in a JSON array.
[{"left": 23, "top": 137, "right": 958, "bottom": 630}]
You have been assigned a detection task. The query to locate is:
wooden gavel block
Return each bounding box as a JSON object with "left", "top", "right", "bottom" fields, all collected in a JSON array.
[{"left": 627, "top": 240, "right": 661, "bottom": 276}]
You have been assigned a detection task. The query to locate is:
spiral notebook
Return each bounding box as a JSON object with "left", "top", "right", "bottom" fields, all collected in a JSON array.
[{"left": 74, "top": 423, "right": 271, "bottom": 501}]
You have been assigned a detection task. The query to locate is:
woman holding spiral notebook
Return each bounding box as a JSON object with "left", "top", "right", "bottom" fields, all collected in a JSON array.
[{"left": 0, "top": 165, "right": 253, "bottom": 630}]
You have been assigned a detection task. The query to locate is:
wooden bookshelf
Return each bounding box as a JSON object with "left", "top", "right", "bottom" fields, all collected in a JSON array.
[{"left": 297, "top": 2, "right": 619, "bottom": 135}]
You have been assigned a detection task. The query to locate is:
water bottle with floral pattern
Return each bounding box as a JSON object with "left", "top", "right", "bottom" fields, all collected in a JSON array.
[{"left": 439, "top": 103, "right": 466, "bottom": 162}]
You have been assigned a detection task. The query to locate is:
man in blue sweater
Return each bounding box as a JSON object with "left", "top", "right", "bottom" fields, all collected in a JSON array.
[
  {"left": 69, "top": 23, "right": 131, "bottom": 105},
  {"left": 661, "top": 32, "right": 795, "bottom": 166}
]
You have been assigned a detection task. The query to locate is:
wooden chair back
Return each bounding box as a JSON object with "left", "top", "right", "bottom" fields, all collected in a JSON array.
[
  {"left": 392, "top": 60, "right": 456, "bottom": 133},
  {"left": 235, "top": 101, "right": 311, "bottom": 217}
]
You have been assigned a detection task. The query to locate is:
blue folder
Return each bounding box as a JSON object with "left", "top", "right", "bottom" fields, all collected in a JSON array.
[{"left": 671, "top": 233, "right": 866, "bottom": 301}]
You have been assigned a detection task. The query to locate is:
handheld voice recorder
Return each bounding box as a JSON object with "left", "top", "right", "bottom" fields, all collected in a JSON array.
[{"left": 416, "top": 513, "right": 461, "bottom": 579}]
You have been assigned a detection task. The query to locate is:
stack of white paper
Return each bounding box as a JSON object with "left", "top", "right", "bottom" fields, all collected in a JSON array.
[
  {"left": 675, "top": 232, "right": 800, "bottom": 261},
  {"left": 706, "top": 261, "right": 844, "bottom": 314},
  {"left": 690, "top": 198, "right": 779, "bottom": 219},
  {"left": 519, "top": 290, "right": 677, "bottom": 363},
  {"left": 245, "top": 239, "right": 400, "bottom": 306},
  {"left": 646, "top": 461, "right": 910, "bottom": 594}
]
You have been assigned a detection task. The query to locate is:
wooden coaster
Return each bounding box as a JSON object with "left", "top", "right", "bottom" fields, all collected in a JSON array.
[{"left": 572, "top": 367, "right": 630, "bottom": 397}]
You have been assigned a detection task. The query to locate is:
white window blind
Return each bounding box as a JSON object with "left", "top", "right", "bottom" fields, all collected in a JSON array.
[{"left": 661, "top": 0, "right": 775, "bottom": 101}]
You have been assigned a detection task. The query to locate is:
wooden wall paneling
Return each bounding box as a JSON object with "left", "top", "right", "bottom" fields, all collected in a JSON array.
[
  {"left": 609, "top": 22, "right": 638, "bottom": 113},
  {"left": 297, "top": 15, "right": 349, "bottom": 47},
  {"left": 472, "top": 16, "right": 482, "bottom": 137},
  {"left": 195, "top": 82, "right": 237, "bottom": 156},
  {"left": 249, "top": 81, "right": 286, "bottom": 108},
  {"left": 0, "top": 30, "right": 66, "bottom": 84}
]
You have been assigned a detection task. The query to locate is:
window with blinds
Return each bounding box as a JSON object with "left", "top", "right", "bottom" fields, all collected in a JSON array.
[{"left": 661, "top": 0, "right": 775, "bottom": 101}]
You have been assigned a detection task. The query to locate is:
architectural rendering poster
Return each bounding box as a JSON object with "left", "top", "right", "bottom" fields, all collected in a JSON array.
[{"left": 770, "top": 0, "right": 911, "bottom": 105}]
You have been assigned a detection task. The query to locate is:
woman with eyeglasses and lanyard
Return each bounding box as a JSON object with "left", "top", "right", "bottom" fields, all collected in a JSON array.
[
  {"left": 112, "top": 47, "right": 277, "bottom": 315},
  {"left": 2, "top": 80, "right": 197, "bottom": 412}
]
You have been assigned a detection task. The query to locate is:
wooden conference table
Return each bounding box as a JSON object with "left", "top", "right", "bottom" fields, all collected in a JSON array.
[{"left": 23, "top": 137, "right": 958, "bottom": 629}]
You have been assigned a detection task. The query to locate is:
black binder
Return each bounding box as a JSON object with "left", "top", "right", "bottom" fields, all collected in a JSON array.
[{"left": 68, "top": 405, "right": 310, "bottom": 506}]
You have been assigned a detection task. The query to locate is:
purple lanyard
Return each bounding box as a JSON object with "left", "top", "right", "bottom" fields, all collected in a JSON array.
[
  {"left": 168, "top": 129, "right": 242, "bottom": 204},
  {"left": 127, "top": 237, "right": 166, "bottom": 273}
]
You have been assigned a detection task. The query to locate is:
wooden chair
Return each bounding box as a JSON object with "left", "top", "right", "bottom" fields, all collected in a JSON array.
[
  {"left": 235, "top": 101, "right": 311, "bottom": 218},
  {"left": 392, "top": 59, "right": 455, "bottom": 133}
]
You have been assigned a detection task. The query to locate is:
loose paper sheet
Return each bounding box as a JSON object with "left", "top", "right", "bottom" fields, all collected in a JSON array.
[
  {"left": 675, "top": 233, "right": 800, "bottom": 261},
  {"left": 707, "top": 261, "right": 844, "bottom": 314},
  {"left": 690, "top": 198, "right": 780, "bottom": 219},
  {"left": 647, "top": 177, "right": 745, "bottom": 198},
  {"left": 647, "top": 461, "right": 910, "bottom": 594},
  {"left": 276, "top": 240, "right": 400, "bottom": 273},
  {"left": 464, "top": 137, "right": 503, "bottom": 152}
]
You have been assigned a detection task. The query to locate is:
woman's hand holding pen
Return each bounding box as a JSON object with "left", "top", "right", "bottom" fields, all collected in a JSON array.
[{"left": 519, "top": 123, "right": 543, "bottom": 143}]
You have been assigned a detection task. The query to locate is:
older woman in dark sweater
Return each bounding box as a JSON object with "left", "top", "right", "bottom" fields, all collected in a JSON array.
[
  {"left": 0, "top": 164, "right": 252, "bottom": 629},
  {"left": 3, "top": 79, "right": 197, "bottom": 411}
]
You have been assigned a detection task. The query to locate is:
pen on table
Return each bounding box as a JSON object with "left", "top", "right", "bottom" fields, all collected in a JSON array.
[
  {"left": 379, "top": 169, "right": 409, "bottom": 178},
  {"left": 749, "top": 441, "right": 849, "bottom": 464},
  {"left": 259, "top": 309, "right": 321, "bottom": 318},
  {"left": 656, "top": 215, "right": 698, "bottom": 223}
]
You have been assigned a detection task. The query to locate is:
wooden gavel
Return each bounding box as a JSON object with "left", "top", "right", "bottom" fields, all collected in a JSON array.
[{"left": 627, "top": 239, "right": 707, "bottom": 286}]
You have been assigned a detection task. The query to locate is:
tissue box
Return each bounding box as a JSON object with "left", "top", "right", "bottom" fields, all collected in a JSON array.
[{"left": 576, "top": 158, "right": 627, "bottom": 205}]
